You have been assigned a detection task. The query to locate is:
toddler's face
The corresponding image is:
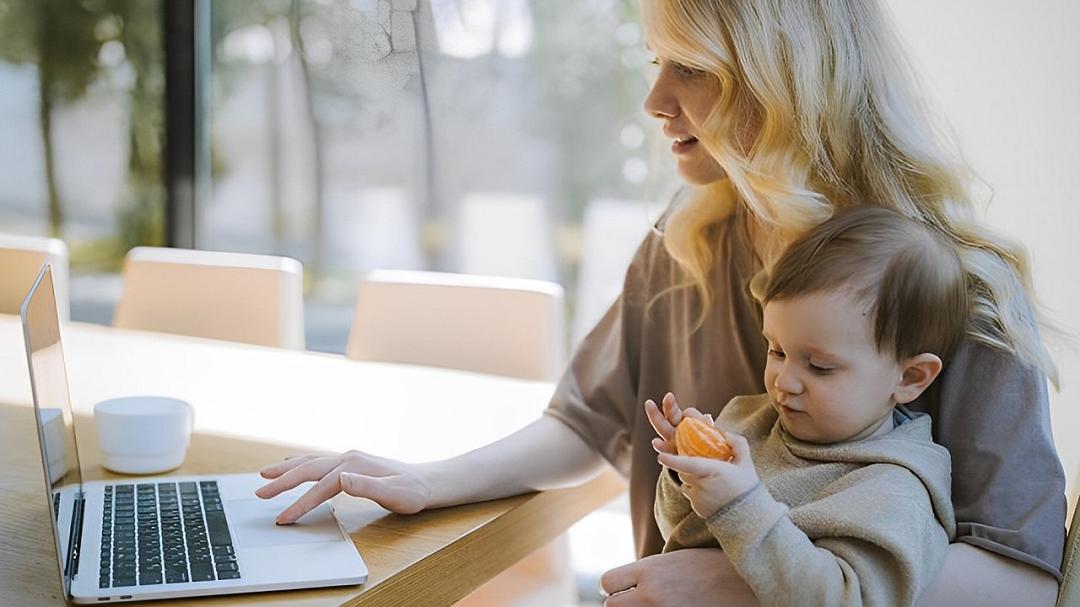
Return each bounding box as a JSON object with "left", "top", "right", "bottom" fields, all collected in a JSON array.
[{"left": 761, "top": 291, "right": 903, "bottom": 443}]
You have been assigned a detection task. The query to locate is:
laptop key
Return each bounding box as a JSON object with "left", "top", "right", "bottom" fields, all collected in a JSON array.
[
  {"left": 205, "top": 511, "right": 232, "bottom": 546},
  {"left": 140, "top": 573, "right": 163, "bottom": 585},
  {"left": 190, "top": 564, "right": 215, "bottom": 582},
  {"left": 165, "top": 569, "right": 189, "bottom": 584},
  {"left": 217, "top": 570, "right": 241, "bottom": 580}
]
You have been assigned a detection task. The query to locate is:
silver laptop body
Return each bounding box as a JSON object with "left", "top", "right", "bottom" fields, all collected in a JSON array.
[{"left": 20, "top": 264, "right": 367, "bottom": 603}]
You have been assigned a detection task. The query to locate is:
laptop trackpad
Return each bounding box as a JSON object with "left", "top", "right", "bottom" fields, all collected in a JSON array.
[{"left": 228, "top": 497, "right": 345, "bottom": 548}]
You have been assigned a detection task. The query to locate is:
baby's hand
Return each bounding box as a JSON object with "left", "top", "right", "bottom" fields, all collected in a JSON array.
[
  {"left": 657, "top": 432, "right": 759, "bottom": 520},
  {"left": 645, "top": 392, "right": 708, "bottom": 455}
]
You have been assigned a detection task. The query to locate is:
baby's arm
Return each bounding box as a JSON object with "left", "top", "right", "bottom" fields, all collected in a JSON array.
[{"left": 704, "top": 465, "right": 949, "bottom": 607}]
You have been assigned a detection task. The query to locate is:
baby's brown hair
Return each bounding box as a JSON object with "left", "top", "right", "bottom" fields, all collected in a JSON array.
[{"left": 763, "top": 206, "right": 968, "bottom": 361}]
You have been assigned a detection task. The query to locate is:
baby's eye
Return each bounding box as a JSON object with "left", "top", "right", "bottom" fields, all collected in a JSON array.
[
  {"left": 808, "top": 362, "right": 835, "bottom": 374},
  {"left": 768, "top": 348, "right": 785, "bottom": 359}
]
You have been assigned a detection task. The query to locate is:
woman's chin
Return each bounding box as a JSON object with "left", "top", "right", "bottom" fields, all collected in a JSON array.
[{"left": 676, "top": 162, "right": 727, "bottom": 186}]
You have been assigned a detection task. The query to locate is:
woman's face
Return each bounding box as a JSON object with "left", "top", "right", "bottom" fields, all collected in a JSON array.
[{"left": 642, "top": 45, "right": 727, "bottom": 185}]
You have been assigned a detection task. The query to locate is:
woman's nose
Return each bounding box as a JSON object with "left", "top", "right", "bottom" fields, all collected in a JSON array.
[{"left": 643, "top": 74, "right": 679, "bottom": 119}]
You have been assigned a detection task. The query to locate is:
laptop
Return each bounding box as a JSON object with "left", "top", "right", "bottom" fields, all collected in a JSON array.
[{"left": 20, "top": 264, "right": 368, "bottom": 603}]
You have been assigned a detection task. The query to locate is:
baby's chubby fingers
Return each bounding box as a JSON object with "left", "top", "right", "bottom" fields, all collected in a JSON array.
[
  {"left": 657, "top": 452, "right": 726, "bottom": 477},
  {"left": 722, "top": 432, "right": 753, "bottom": 465},
  {"left": 661, "top": 392, "right": 685, "bottom": 426},
  {"left": 644, "top": 398, "right": 676, "bottom": 441},
  {"left": 651, "top": 436, "right": 676, "bottom": 455}
]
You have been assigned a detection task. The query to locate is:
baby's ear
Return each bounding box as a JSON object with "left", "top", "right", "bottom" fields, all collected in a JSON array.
[{"left": 893, "top": 353, "right": 943, "bottom": 404}]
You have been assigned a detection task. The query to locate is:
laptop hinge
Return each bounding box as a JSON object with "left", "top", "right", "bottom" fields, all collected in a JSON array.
[{"left": 64, "top": 491, "right": 86, "bottom": 578}]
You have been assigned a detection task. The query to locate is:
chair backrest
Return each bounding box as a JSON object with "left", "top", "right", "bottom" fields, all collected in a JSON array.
[
  {"left": 0, "top": 233, "right": 70, "bottom": 321},
  {"left": 113, "top": 247, "right": 305, "bottom": 349},
  {"left": 346, "top": 269, "right": 565, "bottom": 381}
]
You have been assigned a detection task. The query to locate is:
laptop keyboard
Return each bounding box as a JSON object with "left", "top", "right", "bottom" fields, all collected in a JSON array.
[{"left": 99, "top": 481, "right": 240, "bottom": 588}]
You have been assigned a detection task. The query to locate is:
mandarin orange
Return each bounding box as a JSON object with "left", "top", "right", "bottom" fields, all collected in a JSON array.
[{"left": 674, "top": 417, "right": 733, "bottom": 460}]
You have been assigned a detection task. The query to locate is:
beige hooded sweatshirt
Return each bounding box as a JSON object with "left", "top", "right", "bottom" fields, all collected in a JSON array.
[{"left": 655, "top": 393, "right": 956, "bottom": 607}]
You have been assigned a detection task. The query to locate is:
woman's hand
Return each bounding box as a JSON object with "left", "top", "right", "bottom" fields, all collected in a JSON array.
[
  {"left": 657, "top": 431, "right": 759, "bottom": 521},
  {"left": 255, "top": 450, "right": 432, "bottom": 524},
  {"left": 600, "top": 548, "right": 760, "bottom": 606}
]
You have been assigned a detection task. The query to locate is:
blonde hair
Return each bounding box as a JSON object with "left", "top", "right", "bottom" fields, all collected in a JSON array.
[{"left": 642, "top": 0, "right": 1058, "bottom": 385}]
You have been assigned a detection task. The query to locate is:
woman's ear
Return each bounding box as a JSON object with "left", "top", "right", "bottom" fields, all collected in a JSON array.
[{"left": 893, "top": 353, "right": 943, "bottom": 405}]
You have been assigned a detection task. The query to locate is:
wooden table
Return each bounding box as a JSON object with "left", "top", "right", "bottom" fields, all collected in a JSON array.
[{"left": 0, "top": 317, "right": 625, "bottom": 606}]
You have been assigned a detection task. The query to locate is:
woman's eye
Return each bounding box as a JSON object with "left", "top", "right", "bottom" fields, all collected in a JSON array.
[
  {"left": 647, "top": 57, "right": 702, "bottom": 78},
  {"left": 670, "top": 61, "right": 703, "bottom": 78}
]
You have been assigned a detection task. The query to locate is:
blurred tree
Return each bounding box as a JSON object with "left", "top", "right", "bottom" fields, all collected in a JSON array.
[
  {"left": 290, "top": 0, "right": 326, "bottom": 275},
  {"left": 0, "top": 0, "right": 105, "bottom": 238},
  {"left": 111, "top": 0, "right": 166, "bottom": 256},
  {"left": 527, "top": 0, "right": 649, "bottom": 224}
]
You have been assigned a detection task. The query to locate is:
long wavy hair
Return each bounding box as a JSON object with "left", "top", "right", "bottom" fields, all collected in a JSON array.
[{"left": 641, "top": 0, "right": 1058, "bottom": 385}]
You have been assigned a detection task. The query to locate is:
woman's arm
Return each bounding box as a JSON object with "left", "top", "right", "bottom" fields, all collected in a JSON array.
[
  {"left": 257, "top": 415, "right": 606, "bottom": 522},
  {"left": 598, "top": 542, "right": 1059, "bottom": 607},
  {"left": 418, "top": 414, "right": 607, "bottom": 507},
  {"left": 917, "top": 543, "right": 1059, "bottom": 606}
]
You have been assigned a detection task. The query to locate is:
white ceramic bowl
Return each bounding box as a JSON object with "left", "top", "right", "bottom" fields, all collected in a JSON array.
[{"left": 94, "top": 396, "right": 193, "bottom": 474}]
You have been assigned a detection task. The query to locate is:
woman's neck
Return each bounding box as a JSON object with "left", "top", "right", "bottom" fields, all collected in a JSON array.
[{"left": 741, "top": 205, "right": 774, "bottom": 266}]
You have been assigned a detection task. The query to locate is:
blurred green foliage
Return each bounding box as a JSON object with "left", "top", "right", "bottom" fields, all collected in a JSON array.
[{"left": 0, "top": 0, "right": 164, "bottom": 270}]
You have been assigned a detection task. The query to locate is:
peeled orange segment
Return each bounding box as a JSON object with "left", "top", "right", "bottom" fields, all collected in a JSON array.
[{"left": 675, "top": 417, "right": 733, "bottom": 460}]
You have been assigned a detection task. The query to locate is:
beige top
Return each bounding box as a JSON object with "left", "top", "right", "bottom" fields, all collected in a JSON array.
[
  {"left": 655, "top": 394, "right": 954, "bottom": 606},
  {"left": 544, "top": 204, "right": 1066, "bottom": 577}
]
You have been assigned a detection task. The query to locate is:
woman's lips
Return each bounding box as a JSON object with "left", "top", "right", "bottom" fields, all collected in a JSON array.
[{"left": 672, "top": 136, "right": 699, "bottom": 154}]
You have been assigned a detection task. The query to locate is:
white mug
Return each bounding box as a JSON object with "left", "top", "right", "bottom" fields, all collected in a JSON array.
[{"left": 94, "top": 396, "right": 193, "bottom": 474}]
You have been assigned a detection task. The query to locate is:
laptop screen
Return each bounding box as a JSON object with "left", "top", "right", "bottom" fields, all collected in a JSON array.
[{"left": 20, "top": 264, "right": 85, "bottom": 599}]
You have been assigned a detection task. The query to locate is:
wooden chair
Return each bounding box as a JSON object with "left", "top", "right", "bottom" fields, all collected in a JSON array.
[
  {"left": 0, "top": 233, "right": 69, "bottom": 321},
  {"left": 113, "top": 247, "right": 305, "bottom": 349},
  {"left": 346, "top": 269, "right": 574, "bottom": 606},
  {"left": 346, "top": 269, "right": 565, "bottom": 381}
]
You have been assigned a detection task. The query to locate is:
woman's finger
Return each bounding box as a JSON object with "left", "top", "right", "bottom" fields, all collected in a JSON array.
[
  {"left": 255, "top": 456, "right": 339, "bottom": 499},
  {"left": 340, "top": 472, "right": 427, "bottom": 515},
  {"left": 599, "top": 559, "right": 641, "bottom": 596},
  {"left": 259, "top": 455, "right": 317, "bottom": 479},
  {"left": 275, "top": 463, "right": 347, "bottom": 524}
]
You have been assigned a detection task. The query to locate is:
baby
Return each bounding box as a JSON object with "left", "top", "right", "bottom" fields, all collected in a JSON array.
[{"left": 648, "top": 206, "right": 967, "bottom": 606}]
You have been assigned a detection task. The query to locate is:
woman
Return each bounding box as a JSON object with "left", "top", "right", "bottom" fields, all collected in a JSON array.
[{"left": 258, "top": 0, "right": 1066, "bottom": 604}]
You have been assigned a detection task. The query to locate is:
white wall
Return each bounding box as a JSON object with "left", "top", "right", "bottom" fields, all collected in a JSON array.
[{"left": 886, "top": 1, "right": 1080, "bottom": 513}]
